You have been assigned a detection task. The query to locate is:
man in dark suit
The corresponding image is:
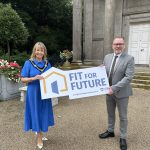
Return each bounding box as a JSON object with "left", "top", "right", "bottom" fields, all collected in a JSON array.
[{"left": 99, "top": 37, "right": 135, "bottom": 150}]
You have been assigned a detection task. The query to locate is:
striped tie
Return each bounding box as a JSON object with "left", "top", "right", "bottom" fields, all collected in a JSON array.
[{"left": 109, "top": 55, "right": 118, "bottom": 86}]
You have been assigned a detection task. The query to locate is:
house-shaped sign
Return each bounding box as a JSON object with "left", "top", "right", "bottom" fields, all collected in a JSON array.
[
  {"left": 40, "top": 66, "right": 109, "bottom": 100},
  {"left": 40, "top": 67, "right": 69, "bottom": 99}
]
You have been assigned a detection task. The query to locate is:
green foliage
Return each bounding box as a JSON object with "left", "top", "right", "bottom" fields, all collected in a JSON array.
[
  {"left": 1, "top": 51, "right": 30, "bottom": 66},
  {"left": 0, "top": 3, "right": 29, "bottom": 44},
  {"left": 0, "top": 47, "right": 5, "bottom": 55},
  {"left": 0, "top": 0, "right": 72, "bottom": 65},
  {"left": 34, "top": 26, "right": 59, "bottom": 54},
  {"left": 48, "top": 53, "right": 62, "bottom": 67},
  {"left": 10, "top": 51, "right": 30, "bottom": 66}
]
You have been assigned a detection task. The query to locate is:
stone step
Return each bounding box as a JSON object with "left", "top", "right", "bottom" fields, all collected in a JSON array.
[
  {"left": 132, "top": 79, "right": 150, "bottom": 85},
  {"left": 135, "top": 66, "right": 150, "bottom": 73},
  {"left": 133, "top": 75, "right": 150, "bottom": 80},
  {"left": 134, "top": 72, "right": 150, "bottom": 76},
  {"left": 60, "top": 63, "right": 96, "bottom": 70},
  {"left": 131, "top": 83, "right": 150, "bottom": 90}
]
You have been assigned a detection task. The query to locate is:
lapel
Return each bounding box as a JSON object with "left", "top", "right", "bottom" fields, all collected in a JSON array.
[
  {"left": 113, "top": 52, "right": 126, "bottom": 74},
  {"left": 108, "top": 54, "right": 114, "bottom": 72}
]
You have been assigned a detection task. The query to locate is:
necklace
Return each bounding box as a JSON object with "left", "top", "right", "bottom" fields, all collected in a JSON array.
[{"left": 29, "top": 59, "right": 48, "bottom": 72}]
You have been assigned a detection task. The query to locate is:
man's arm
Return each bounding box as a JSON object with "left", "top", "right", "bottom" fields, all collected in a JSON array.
[{"left": 111, "top": 56, "right": 135, "bottom": 93}]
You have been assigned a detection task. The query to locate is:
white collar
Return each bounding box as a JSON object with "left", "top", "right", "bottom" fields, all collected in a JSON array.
[{"left": 113, "top": 53, "right": 122, "bottom": 58}]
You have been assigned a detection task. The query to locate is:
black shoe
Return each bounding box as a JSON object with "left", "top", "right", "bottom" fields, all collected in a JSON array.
[
  {"left": 120, "top": 138, "right": 127, "bottom": 150},
  {"left": 99, "top": 130, "right": 115, "bottom": 139}
]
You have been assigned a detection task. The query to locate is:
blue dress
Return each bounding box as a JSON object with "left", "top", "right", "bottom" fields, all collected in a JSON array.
[{"left": 21, "top": 59, "right": 54, "bottom": 132}]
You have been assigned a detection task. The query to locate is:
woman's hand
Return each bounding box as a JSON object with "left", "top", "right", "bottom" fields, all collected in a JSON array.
[
  {"left": 34, "top": 75, "right": 43, "bottom": 80},
  {"left": 21, "top": 75, "right": 44, "bottom": 83}
]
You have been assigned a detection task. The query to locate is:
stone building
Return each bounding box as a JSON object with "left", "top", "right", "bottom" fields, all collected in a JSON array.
[{"left": 73, "top": 0, "right": 150, "bottom": 66}]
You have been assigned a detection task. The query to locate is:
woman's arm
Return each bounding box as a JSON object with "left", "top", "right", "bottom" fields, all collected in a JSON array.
[{"left": 21, "top": 75, "right": 43, "bottom": 83}]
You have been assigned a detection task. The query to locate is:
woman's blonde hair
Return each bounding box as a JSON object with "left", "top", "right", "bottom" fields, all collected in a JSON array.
[{"left": 30, "top": 42, "right": 47, "bottom": 60}]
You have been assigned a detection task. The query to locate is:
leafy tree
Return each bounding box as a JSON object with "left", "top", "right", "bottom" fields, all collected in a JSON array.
[
  {"left": 0, "top": 3, "right": 29, "bottom": 61},
  {"left": 0, "top": 0, "right": 72, "bottom": 64}
]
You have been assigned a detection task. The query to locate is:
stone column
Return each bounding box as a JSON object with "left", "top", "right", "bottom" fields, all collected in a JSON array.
[
  {"left": 103, "top": 0, "right": 116, "bottom": 56},
  {"left": 114, "top": 0, "right": 123, "bottom": 37},
  {"left": 73, "top": 0, "right": 83, "bottom": 63},
  {"left": 84, "top": 0, "right": 93, "bottom": 64}
]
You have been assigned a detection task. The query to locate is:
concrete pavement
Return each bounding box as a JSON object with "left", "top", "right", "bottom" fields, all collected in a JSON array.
[{"left": 0, "top": 88, "right": 150, "bottom": 150}]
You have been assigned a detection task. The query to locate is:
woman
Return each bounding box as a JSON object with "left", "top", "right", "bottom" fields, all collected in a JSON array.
[{"left": 21, "top": 42, "right": 54, "bottom": 149}]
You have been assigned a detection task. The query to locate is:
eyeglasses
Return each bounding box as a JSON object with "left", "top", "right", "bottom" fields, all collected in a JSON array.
[{"left": 113, "top": 43, "right": 124, "bottom": 46}]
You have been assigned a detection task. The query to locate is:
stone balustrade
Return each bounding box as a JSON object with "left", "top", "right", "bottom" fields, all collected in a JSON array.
[{"left": 19, "top": 86, "right": 58, "bottom": 106}]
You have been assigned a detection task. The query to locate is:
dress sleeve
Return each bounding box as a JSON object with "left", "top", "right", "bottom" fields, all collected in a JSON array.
[
  {"left": 21, "top": 60, "right": 30, "bottom": 77},
  {"left": 47, "top": 62, "right": 51, "bottom": 69}
]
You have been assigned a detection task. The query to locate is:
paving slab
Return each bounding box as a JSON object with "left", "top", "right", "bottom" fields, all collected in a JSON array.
[{"left": 0, "top": 88, "right": 150, "bottom": 150}]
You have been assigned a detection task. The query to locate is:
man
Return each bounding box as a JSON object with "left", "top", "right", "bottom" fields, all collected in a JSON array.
[{"left": 99, "top": 37, "right": 135, "bottom": 150}]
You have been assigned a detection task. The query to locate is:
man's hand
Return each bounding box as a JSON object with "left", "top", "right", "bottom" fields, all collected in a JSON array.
[
  {"left": 108, "top": 87, "right": 113, "bottom": 95},
  {"left": 99, "top": 64, "right": 104, "bottom": 67}
]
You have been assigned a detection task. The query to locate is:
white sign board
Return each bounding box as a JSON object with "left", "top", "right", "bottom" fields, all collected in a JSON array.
[
  {"left": 66, "top": 67, "right": 109, "bottom": 99},
  {"left": 40, "top": 66, "right": 109, "bottom": 100},
  {"left": 40, "top": 67, "right": 68, "bottom": 99}
]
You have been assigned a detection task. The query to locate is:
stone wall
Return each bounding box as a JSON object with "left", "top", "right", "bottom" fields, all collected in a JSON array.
[{"left": 73, "top": 0, "right": 150, "bottom": 65}]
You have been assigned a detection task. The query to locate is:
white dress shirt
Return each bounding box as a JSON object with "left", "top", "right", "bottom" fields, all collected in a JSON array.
[{"left": 109, "top": 53, "right": 122, "bottom": 77}]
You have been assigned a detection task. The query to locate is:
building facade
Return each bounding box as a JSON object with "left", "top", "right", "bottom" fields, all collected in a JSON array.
[{"left": 73, "top": 0, "right": 150, "bottom": 66}]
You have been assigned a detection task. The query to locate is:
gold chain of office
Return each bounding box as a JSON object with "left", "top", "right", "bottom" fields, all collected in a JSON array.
[{"left": 29, "top": 59, "right": 48, "bottom": 72}]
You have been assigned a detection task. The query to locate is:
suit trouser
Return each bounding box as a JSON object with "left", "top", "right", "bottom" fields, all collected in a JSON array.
[{"left": 106, "top": 95, "right": 129, "bottom": 139}]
